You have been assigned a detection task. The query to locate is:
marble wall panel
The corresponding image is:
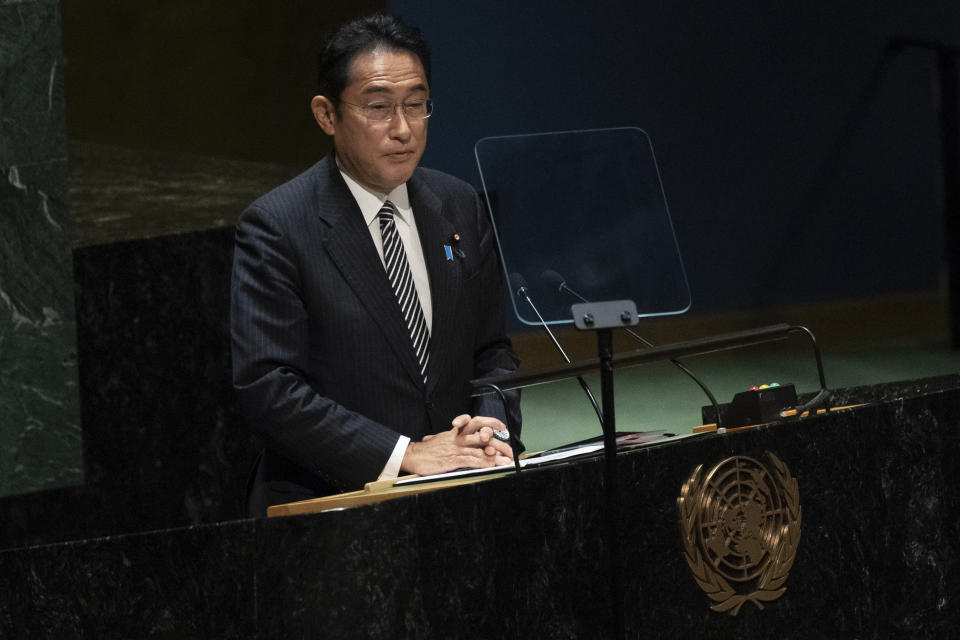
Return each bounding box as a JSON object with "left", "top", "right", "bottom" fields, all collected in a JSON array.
[
  {"left": 0, "top": 159, "right": 80, "bottom": 494},
  {"left": 0, "top": 0, "right": 80, "bottom": 498},
  {"left": 0, "top": 0, "right": 66, "bottom": 167}
]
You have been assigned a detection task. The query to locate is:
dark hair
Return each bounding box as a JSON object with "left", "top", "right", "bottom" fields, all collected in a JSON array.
[{"left": 317, "top": 14, "right": 431, "bottom": 106}]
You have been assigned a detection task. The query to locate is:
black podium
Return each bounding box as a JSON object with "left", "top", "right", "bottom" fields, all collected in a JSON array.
[{"left": 1, "top": 375, "right": 958, "bottom": 638}]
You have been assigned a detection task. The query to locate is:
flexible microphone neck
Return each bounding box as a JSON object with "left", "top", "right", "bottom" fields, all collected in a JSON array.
[
  {"left": 541, "top": 269, "right": 724, "bottom": 427},
  {"left": 544, "top": 270, "right": 656, "bottom": 347},
  {"left": 519, "top": 291, "right": 572, "bottom": 364},
  {"left": 510, "top": 273, "right": 603, "bottom": 425},
  {"left": 560, "top": 282, "right": 587, "bottom": 303},
  {"left": 543, "top": 269, "right": 588, "bottom": 305}
]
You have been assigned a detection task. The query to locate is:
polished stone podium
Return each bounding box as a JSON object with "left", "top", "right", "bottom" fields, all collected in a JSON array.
[{"left": 1, "top": 375, "right": 957, "bottom": 638}]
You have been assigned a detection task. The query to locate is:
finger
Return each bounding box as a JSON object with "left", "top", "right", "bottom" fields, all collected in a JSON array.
[
  {"left": 485, "top": 437, "right": 513, "bottom": 459},
  {"left": 461, "top": 416, "right": 507, "bottom": 436},
  {"left": 477, "top": 426, "right": 493, "bottom": 443},
  {"left": 456, "top": 431, "right": 495, "bottom": 449},
  {"left": 451, "top": 414, "right": 471, "bottom": 429},
  {"left": 421, "top": 434, "right": 436, "bottom": 442},
  {"left": 493, "top": 455, "right": 512, "bottom": 466},
  {"left": 456, "top": 428, "right": 513, "bottom": 454},
  {"left": 475, "top": 417, "right": 506, "bottom": 432},
  {"left": 456, "top": 416, "right": 482, "bottom": 435},
  {"left": 455, "top": 452, "right": 495, "bottom": 468},
  {"left": 456, "top": 433, "right": 480, "bottom": 447}
]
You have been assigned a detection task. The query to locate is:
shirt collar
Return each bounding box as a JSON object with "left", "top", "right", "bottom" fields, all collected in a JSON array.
[{"left": 337, "top": 159, "right": 411, "bottom": 229}]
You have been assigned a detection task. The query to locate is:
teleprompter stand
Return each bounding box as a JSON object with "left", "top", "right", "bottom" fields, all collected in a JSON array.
[
  {"left": 571, "top": 300, "right": 640, "bottom": 466},
  {"left": 571, "top": 299, "right": 640, "bottom": 640}
]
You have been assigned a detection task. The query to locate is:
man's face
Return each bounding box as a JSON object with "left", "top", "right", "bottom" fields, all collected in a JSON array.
[{"left": 312, "top": 49, "right": 429, "bottom": 194}]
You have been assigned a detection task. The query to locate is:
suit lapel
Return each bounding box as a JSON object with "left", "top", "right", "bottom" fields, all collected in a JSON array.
[
  {"left": 408, "top": 173, "right": 461, "bottom": 398},
  {"left": 316, "top": 158, "right": 426, "bottom": 389}
]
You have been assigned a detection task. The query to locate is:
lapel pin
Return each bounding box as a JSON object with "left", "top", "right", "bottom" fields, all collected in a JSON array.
[{"left": 447, "top": 233, "right": 466, "bottom": 259}]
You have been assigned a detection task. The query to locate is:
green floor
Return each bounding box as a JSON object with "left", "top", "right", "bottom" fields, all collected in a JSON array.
[{"left": 517, "top": 333, "right": 960, "bottom": 453}]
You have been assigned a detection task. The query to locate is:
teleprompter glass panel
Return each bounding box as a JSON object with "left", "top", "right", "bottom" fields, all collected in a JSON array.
[{"left": 475, "top": 127, "right": 691, "bottom": 326}]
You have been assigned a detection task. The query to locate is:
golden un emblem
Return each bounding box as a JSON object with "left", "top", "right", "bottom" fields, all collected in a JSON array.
[{"left": 678, "top": 452, "right": 801, "bottom": 616}]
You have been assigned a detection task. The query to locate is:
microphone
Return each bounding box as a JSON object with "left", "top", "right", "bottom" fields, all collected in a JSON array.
[
  {"left": 540, "top": 269, "right": 724, "bottom": 427},
  {"left": 509, "top": 273, "right": 604, "bottom": 426},
  {"left": 542, "top": 269, "right": 586, "bottom": 306}
]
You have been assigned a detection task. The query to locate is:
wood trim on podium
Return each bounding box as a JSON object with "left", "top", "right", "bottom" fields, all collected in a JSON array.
[
  {"left": 691, "top": 404, "right": 865, "bottom": 434},
  {"left": 266, "top": 471, "right": 512, "bottom": 518}
]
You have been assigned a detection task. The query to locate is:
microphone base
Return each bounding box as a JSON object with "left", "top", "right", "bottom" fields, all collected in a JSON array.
[{"left": 701, "top": 384, "right": 799, "bottom": 428}]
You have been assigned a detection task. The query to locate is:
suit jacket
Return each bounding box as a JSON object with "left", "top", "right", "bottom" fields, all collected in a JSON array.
[{"left": 231, "top": 155, "right": 520, "bottom": 516}]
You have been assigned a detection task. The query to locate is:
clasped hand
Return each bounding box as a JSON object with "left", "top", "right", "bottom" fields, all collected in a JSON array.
[{"left": 400, "top": 414, "right": 513, "bottom": 476}]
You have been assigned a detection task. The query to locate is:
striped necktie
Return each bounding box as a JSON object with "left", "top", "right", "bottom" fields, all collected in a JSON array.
[{"left": 378, "top": 200, "right": 430, "bottom": 383}]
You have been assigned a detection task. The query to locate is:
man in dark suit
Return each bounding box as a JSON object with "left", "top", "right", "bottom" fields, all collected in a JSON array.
[{"left": 231, "top": 14, "right": 520, "bottom": 517}]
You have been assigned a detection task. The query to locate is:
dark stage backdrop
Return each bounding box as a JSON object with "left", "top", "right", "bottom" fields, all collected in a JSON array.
[
  {"left": 60, "top": 1, "right": 957, "bottom": 313},
  {"left": 61, "top": 1, "right": 385, "bottom": 168},
  {"left": 392, "top": 0, "right": 956, "bottom": 313}
]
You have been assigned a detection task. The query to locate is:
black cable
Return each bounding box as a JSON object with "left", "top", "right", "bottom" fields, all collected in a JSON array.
[
  {"left": 472, "top": 382, "right": 522, "bottom": 475},
  {"left": 787, "top": 325, "right": 831, "bottom": 416}
]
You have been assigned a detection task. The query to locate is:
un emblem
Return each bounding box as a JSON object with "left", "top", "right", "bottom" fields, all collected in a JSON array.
[{"left": 678, "top": 452, "right": 801, "bottom": 615}]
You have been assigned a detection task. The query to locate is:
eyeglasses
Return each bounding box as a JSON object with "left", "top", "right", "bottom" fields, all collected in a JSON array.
[{"left": 340, "top": 98, "right": 434, "bottom": 123}]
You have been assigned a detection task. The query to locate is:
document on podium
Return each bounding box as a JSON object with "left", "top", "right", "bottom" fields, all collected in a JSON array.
[
  {"left": 267, "top": 431, "right": 698, "bottom": 517},
  {"left": 395, "top": 430, "right": 691, "bottom": 486},
  {"left": 394, "top": 442, "right": 603, "bottom": 486}
]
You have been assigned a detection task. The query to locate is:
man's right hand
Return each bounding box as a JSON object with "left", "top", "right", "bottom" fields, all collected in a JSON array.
[{"left": 400, "top": 421, "right": 513, "bottom": 476}]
